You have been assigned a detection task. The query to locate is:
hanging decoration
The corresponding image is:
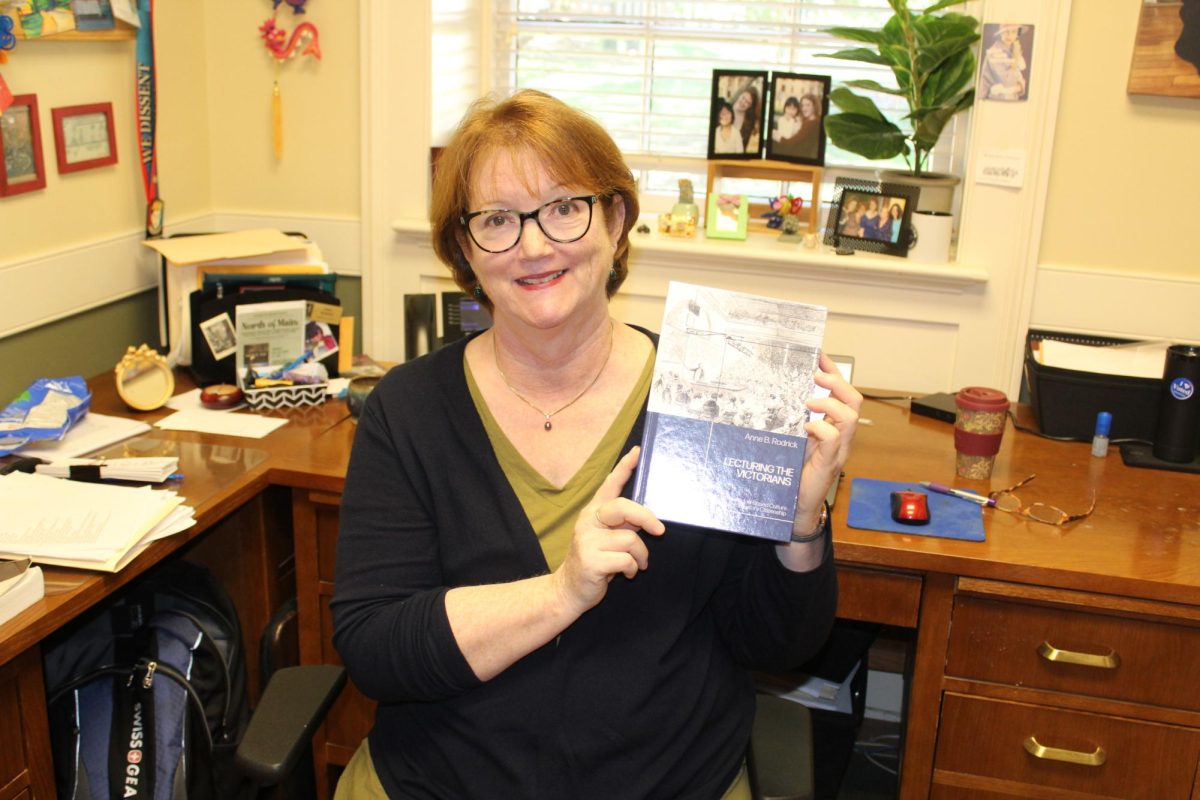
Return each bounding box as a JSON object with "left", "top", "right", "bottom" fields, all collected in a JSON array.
[
  {"left": 136, "top": 0, "right": 163, "bottom": 237},
  {"left": 259, "top": 0, "right": 321, "bottom": 160}
]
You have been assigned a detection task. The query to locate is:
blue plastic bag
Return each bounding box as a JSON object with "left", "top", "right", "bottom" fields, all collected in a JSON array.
[{"left": 0, "top": 377, "right": 92, "bottom": 456}]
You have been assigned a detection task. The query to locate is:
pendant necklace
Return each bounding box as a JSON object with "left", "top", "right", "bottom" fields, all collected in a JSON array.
[{"left": 493, "top": 320, "right": 614, "bottom": 431}]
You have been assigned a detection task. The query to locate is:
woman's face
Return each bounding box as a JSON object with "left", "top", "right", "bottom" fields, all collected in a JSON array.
[
  {"left": 889, "top": 204, "right": 902, "bottom": 219},
  {"left": 801, "top": 97, "right": 816, "bottom": 118},
  {"left": 461, "top": 150, "right": 623, "bottom": 333},
  {"left": 783, "top": 103, "right": 799, "bottom": 119},
  {"left": 867, "top": 199, "right": 878, "bottom": 213},
  {"left": 719, "top": 106, "right": 733, "bottom": 126},
  {"left": 734, "top": 90, "right": 754, "bottom": 112}
]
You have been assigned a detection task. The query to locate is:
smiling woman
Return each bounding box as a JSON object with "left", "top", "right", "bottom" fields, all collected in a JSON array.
[{"left": 331, "top": 88, "right": 861, "bottom": 800}]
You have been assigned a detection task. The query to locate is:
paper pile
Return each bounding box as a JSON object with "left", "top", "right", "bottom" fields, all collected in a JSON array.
[
  {"left": 0, "top": 558, "right": 44, "bottom": 627},
  {"left": 35, "top": 457, "right": 179, "bottom": 483},
  {"left": 0, "top": 472, "right": 195, "bottom": 573}
]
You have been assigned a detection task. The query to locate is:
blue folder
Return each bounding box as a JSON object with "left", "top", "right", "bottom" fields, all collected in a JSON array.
[{"left": 846, "top": 478, "right": 985, "bottom": 541}]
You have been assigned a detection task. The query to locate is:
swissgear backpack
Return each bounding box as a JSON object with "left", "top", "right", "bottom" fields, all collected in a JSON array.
[{"left": 43, "top": 560, "right": 250, "bottom": 800}]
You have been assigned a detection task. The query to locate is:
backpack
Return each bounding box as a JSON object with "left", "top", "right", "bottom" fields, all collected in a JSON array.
[{"left": 43, "top": 560, "right": 250, "bottom": 800}]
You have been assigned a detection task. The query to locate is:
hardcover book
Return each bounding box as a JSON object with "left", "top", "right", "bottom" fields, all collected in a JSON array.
[{"left": 633, "top": 282, "right": 827, "bottom": 542}]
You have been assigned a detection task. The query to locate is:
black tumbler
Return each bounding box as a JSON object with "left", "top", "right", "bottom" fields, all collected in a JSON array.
[{"left": 1153, "top": 344, "right": 1200, "bottom": 463}]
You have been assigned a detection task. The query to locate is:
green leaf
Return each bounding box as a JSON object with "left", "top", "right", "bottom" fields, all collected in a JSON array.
[
  {"left": 914, "top": 34, "right": 981, "bottom": 78},
  {"left": 843, "top": 79, "right": 904, "bottom": 97},
  {"left": 921, "top": 50, "right": 976, "bottom": 108},
  {"left": 824, "top": 113, "right": 908, "bottom": 161},
  {"left": 923, "top": 0, "right": 971, "bottom": 13},
  {"left": 823, "top": 26, "right": 886, "bottom": 46},
  {"left": 827, "top": 87, "right": 888, "bottom": 121},
  {"left": 818, "top": 47, "right": 893, "bottom": 68}
]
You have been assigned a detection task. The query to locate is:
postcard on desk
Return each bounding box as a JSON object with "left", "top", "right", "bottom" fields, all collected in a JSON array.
[{"left": 846, "top": 477, "right": 985, "bottom": 541}]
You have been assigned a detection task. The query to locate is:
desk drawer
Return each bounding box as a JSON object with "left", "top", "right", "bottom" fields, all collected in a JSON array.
[
  {"left": 947, "top": 595, "right": 1200, "bottom": 711},
  {"left": 933, "top": 693, "right": 1200, "bottom": 798}
]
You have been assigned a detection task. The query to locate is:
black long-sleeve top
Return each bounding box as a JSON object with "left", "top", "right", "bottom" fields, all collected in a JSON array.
[{"left": 331, "top": 329, "right": 838, "bottom": 799}]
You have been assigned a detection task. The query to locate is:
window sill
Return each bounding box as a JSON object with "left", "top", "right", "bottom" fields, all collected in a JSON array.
[{"left": 391, "top": 216, "right": 987, "bottom": 292}]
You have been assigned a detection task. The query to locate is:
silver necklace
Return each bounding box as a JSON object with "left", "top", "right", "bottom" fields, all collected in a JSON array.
[{"left": 492, "top": 321, "right": 614, "bottom": 431}]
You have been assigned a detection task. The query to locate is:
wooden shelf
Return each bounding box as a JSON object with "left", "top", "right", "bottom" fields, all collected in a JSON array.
[
  {"left": 13, "top": 19, "right": 136, "bottom": 42},
  {"left": 706, "top": 159, "right": 824, "bottom": 232}
]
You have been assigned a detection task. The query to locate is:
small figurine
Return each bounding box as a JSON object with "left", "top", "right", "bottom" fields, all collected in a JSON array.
[{"left": 658, "top": 179, "right": 700, "bottom": 238}]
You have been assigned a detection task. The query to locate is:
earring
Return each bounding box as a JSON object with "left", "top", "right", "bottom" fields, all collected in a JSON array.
[
  {"left": 473, "top": 284, "right": 485, "bottom": 299},
  {"left": 608, "top": 268, "right": 618, "bottom": 284}
]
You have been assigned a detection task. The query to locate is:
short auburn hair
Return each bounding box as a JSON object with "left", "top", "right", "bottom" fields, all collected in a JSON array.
[{"left": 429, "top": 90, "right": 639, "bottom": 306}]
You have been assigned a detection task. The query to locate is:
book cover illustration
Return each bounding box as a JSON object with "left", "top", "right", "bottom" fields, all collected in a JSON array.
[{"left": 633, "top": 282, "right": 827, "bottom": 541}]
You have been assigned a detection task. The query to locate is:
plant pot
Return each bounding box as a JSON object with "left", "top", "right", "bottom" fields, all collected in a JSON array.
[{"left": 877, "top": 169, "right": 961, "bottom": 214}]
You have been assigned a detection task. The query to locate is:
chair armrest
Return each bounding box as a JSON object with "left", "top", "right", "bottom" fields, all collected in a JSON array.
[{"left": 234, "top": 664, "right": 347, "bottom": 787}]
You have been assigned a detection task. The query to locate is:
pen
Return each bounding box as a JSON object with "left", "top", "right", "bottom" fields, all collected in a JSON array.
[{"left": 918, "top": 481, "right": 993, "bottom": 506}]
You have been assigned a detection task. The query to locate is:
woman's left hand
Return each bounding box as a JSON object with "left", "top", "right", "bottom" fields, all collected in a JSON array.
[{"left": 791, "top": 353, "right": 863, "bottom": 537}]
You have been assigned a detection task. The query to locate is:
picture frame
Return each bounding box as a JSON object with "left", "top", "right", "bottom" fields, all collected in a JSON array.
[
  {"left": 0, "top": 94, "right": 47, "bottom": 197},
  {"left": 706, "top": 193, "right": 749, "bottom": 240},
  {"left": 764, "top": 72, "right": 831, "bottom": 166},
  {"left": 51, "top": 102, "right": 118, "bottom": 174},
  {"left": 822, "top": 177, "right": 920, "bottom": 258},
  {"left": 706, "top": 70, "right": 768, "bottom": 160}
]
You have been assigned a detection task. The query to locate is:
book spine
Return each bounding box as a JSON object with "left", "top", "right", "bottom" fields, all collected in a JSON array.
[{"left": 631, "top": 411, "right": 660, "bottom": 505}]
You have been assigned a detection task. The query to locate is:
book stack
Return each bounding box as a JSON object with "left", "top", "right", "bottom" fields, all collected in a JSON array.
[
  {"left": 0, "top": 472, "right": 196, "bottom": 573},
  {"left": 0, "top": 558, "right": 44, "bottom": 627}
]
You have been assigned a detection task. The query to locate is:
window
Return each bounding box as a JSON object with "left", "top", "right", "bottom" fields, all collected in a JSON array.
[{"left": 490, "top": 1, "right": 973, "bottom": 205}]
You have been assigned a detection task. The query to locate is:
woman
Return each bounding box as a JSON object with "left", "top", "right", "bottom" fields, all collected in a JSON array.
[
  {"left": 884, "top": 202, "right": 904, "bottom": 243},
  {"left": 838, "top": 197, "right": 863, "bottom": 238},
  {"left": 858, "top": 197, "right": 883, "bottom": 240},
  {"left": 730, "top": 82, "right": 761, "bottom": 154},
  {"left": 712, "top": 99, "right": 743, "bottom": 154},
  {"left": 773, "top": 93, "right": 821, "bottom": 161},
  {"left": 980, "top": 24, "right": 1027, "bottom": 101},
  {"left": 331, "top": 89, "right": 861, "bottom": 799}
]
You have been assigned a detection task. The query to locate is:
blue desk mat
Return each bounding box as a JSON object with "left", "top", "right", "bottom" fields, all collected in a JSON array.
[{"left": 846, "top": 478, "right": 985, "bottom": 541}]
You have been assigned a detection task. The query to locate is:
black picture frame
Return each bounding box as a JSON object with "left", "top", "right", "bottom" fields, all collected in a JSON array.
[
  {"left": 764, "top": 72, "right": 831, "bottom": 166},
  {"left": 823, "top": 178, "right": 920, "bottom": 257},
  {"left": 706, "top": 70, "right": 768, "bottom": 160}
]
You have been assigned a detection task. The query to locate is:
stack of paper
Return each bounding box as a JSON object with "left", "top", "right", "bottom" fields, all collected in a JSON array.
[
  {"left": 35, "top": 457, "right": 180, "bottom": 483},
  {"left": 0, "top": 558, "right": 44, "bottom": 627},
  {"left": 17, "top": 413, "right": 151, "bottom": 460},
  {"left": 142, "top": 229, "right": 329, "bottom": 367},
  {"left": 0, "top": 472, "right": 196, "bottom": 573},
  {"left": 1036, "top": 339, "right": 1169, "bottom": 380}
]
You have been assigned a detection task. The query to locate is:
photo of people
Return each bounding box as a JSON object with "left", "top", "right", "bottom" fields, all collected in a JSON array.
[
  {"left": 980, "top": 23, "right": 1035, "bottom": 101},
  {"left": 765, "top": 73, "right": 830, "bottom": 165},
  {"left": 706, "top": 70, "right": 767, "bottom": 160},
  {"left": 836, "top": 191, "right": 908, "bottom": 242}
]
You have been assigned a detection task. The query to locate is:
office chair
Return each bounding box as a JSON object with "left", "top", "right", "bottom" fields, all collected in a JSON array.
[{"left": 748, "top": 692, "right": 816, "bottom": 800}]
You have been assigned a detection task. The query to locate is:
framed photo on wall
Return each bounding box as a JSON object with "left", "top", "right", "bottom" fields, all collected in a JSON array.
[
  {"left": 52, "top": 102, "right": 118, "bottom": 174},
  {"left": 0, "top": 94, "right": 47, "bottom": 197},
  {"left": 764, "top": 72, "right": 831, "bottom": 166},
  {"left": 706, "top": 70, "right": 768, "bottom": 160},
  {"left": 822, "top": 177, "right": 920, "bottom": 257}
]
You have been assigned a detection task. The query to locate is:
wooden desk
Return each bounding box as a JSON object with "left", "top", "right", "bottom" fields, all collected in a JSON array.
[{"left": 2, "top": 384, "right": 1199, "bottom": 799}]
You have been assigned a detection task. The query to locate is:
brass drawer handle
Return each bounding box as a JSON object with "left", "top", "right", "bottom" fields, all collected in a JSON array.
[
  {"left": 1024, "top": 735, "right": 1106, "bottom": 766},
  {"left": 1037, "top": 641, "right": 1120, "bottom": 669}
]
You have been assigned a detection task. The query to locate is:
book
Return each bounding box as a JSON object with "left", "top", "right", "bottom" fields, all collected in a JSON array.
[
  {"left": 234, "top": 299, "right": 308, "bottom": 387},
  {"left": 633, "top": 282, "right": 827, "bottom": 541},
  {"left": 35, "top": 456, "right": 180, "bottom": 483}
]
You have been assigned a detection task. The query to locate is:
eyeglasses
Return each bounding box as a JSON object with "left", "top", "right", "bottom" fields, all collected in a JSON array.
[
  {"left": 988, "top": 474, "right": 1096, "bottom": 526},
  {"left": 460, "top": 195, "right": 599, "bottom": 253}
]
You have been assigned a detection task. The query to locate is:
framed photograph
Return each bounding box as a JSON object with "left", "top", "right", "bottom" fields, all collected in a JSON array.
[
  {"left": 706, "top": 70, "right": 768, "bottom": 160},
  {"left": 0, "top": 94, "right": 47, "bottom": 197},
  {"left": 765, "top": 73, "right": 831, "bottom": 165},
  {"left": 52, "top": 102, "right": 118, "bottom": 174},
  {"left": 822, "top": 177, "right": 920, "bottom": 258},
  {"left": 706, "top": 193, "right": 749, "bottom": 240}
]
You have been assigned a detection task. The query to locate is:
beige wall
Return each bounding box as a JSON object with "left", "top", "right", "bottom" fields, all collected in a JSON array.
[
  {"left": 0, "top": 4, "right": 361, "bottom": 403},
  {"left": 1041, "top": 0, "right": 1200, "bottom": 277}
]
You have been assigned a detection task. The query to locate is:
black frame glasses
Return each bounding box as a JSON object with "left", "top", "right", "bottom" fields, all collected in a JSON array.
[
  {"left": 988, "top": 474, "right": 1096, "bottom": 527},
  {"left": 460, "top": 195, "right": 599, "bottom": 253}
]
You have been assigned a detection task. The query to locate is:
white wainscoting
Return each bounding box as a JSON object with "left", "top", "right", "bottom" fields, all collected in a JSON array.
[{"left": 0, "top": 212, "right": 362, "bottom": 341}]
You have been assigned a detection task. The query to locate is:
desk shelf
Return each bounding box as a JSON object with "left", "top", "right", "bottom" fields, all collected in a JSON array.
[{"left": 706, "top": 159, "right": 823, "bottom": 233}]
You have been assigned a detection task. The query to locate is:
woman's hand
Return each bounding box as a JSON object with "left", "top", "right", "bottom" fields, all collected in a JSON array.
[
  {"left": 553, "top": 447, "right": 666, "bottom": 616},
  {"left": 788, "top": 354, "right": 864, "bottom": 542}
]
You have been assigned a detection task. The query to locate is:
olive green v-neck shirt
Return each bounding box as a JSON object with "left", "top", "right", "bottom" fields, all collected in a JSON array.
[{"left": 466, "top": 350, "right": 653, "bottom": 570}]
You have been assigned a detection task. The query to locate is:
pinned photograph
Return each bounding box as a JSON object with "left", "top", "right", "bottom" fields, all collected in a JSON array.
[
  {"left": 199, "top": 312, "right": 238, "bottom": 361},
  {"left": 980, "top": 23, "right": 1035, "bottom": 101}
]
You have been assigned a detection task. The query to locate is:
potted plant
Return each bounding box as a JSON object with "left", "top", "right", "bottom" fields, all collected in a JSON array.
[{"left": 819, "top": 0, "right": 980, "bottom": 212}]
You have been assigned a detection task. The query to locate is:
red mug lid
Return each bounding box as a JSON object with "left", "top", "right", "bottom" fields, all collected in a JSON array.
[{"left": 956, "top": 386, "right": 1009, "bottom": 412}]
